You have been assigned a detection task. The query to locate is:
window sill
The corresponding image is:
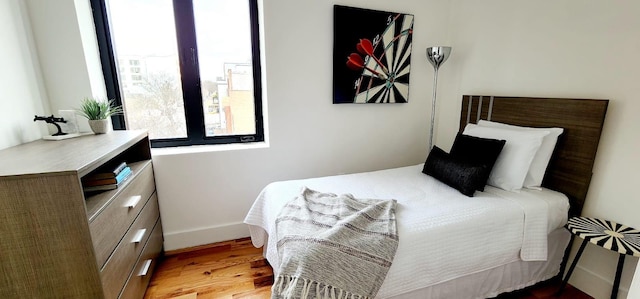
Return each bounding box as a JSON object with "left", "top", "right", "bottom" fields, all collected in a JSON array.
[{"left": 151, "top": 141, "right": 269, "bottom": 157}]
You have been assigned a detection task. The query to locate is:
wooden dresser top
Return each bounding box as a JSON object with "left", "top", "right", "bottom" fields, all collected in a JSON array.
[{"left": 0, "top": 130, "right": 148, "bottom": 178}]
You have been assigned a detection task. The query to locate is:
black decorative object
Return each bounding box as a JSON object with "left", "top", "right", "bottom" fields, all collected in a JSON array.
[
  {"left": 558, "top": 217, "right": 640, "bottom": 299},
  {"left": 422, "top": 146, "right": 487, "bottom": 197},
  {"left": 333, "top": 5, "right": 414, "bottom": 104},
  {"left": 34, "top": 115, "right": 67, "bottom": 136},
  {"left": 449, "top": 133, "right": 506, "bottom": 191}
]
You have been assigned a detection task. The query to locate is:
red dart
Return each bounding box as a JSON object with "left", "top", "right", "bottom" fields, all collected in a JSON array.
[
  {"left": 346, "top": 53, "right": 365, "bottom": 70},
  {"left": 356, "top": 39, "right": 374, "bottom": 56},
  {"left": 346, "top": 53, "right": 387, "bottom": 79},
  {"left": 354, "top": 39, "right": 389, "bottom": 75}
]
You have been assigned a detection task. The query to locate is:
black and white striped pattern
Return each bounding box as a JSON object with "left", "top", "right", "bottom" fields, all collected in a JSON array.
[{"left": 567, "top": 217, "right": 640, "bottom": 257}]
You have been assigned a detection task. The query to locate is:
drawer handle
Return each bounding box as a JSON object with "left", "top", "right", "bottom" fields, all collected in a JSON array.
[
  {"left": 131, "top": 228, "right": 147, "bottom": 244},
  {"left": 138, "top": 259, "right": 152, "bottom": 277},
  {"left": 124, "top": 195, "right": 142, "bottom": 209}
]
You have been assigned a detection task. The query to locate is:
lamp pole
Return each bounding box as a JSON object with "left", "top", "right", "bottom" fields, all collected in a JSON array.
[{"left": 426, "top": 46, "right": 451, "bottom": 150}]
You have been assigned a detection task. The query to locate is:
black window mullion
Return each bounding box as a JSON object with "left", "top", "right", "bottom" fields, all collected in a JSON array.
[
  {"left": 248, "top": 0, "right": 264, "bottom": 142},
  {"left": 173, "top": 0, "right": 205, "bottom": 142},
  {"left": 90, "top": 0, "right": 125, "bottom": 130}
]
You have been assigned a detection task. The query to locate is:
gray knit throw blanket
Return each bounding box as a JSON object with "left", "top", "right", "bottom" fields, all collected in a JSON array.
[{"left": 272, "top": 187, "right": 398, "bottom": 299}]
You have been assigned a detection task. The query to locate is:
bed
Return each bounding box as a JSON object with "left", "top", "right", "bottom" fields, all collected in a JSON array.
[{"left": 244, "top": 95, "right": 608, "bottom": 299}]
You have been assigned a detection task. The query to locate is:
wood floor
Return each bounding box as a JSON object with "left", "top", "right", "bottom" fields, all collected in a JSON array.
[{"left": 143, "top": 238, "right": 592, "bottom": 299}]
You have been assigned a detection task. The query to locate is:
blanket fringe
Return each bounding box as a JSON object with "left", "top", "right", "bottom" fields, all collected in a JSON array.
[{"left": 273, "top": 275, "right": 370, "bottom": 299}]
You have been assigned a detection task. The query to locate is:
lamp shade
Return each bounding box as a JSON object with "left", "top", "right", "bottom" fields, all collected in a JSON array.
[{"left": 426, "top": 46, "right": 451, "bottom": 70}]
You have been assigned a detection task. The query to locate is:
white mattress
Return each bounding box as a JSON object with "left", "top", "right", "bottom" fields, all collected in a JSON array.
[{"left": 244, "top": 164, "right": 570, "bottom": 298}]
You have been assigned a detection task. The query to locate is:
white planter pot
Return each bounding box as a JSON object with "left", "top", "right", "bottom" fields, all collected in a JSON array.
[{"left": 88, "top": 119, "right": 112, "bottom": 134}]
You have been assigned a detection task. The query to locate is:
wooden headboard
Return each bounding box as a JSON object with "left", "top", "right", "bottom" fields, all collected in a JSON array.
[{"left": 459, "top": 95, "right": 608, "bottom": 216}]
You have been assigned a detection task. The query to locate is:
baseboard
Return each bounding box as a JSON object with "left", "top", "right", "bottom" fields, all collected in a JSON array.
[
  {"left": 163, "top": 221, "right": 250, "bottom": 251},
  {"left": 569, "top": 264, "right": 629, "bottom": 299}
]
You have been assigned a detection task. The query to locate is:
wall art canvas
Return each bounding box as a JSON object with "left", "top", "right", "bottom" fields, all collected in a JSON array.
[{"left": 333, "top": 5, "right": 414, "bottom": 104}]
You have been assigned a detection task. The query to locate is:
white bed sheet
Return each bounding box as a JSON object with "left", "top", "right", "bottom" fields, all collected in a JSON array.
[
  {"left": 244, "top": 164, "right": 569, "bottom": 298},
  {"left": 387, "top": 228, "right": 570, "bottom": 299}
]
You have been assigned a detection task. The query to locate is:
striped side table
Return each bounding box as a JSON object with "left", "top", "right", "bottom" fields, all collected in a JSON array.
[{"left": 557, "top": 217, "right": 640, "bottom": 299}]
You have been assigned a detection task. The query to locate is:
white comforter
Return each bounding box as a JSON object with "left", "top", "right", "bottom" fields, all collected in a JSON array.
[{"left": 244, "top": 164, "right": 569, "bottom": 298}]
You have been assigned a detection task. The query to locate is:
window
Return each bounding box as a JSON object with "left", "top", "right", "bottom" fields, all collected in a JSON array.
[{"left": 91, "top": 0, "right": 263, "bottom": 147}]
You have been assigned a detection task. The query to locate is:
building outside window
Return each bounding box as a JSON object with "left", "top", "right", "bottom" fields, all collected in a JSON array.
[{"left": 91, "top": 0, "right": 263, "bottom": 147}]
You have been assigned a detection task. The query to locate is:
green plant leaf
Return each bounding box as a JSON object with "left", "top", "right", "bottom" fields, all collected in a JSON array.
[{"left": 76, "top": 98, "right": 123, "bottom": 120}]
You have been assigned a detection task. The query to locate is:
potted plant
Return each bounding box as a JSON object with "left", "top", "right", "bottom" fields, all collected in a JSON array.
[{"left": 76, "top": 98, "right": 123, "bottom": 134}]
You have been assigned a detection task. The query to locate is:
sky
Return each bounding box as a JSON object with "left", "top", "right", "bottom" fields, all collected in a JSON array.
[{"left": 108, "top": 0, "right": 253, "bottom": 81}]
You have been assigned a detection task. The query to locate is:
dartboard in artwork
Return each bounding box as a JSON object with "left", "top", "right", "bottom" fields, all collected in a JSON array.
[{"left": 333, "top": 5, "right": 414, "bottom": 104}]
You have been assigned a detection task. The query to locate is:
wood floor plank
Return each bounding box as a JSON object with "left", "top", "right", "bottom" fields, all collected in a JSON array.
[
  {"left": 170, "top": 293, "right": 197, "bottom": 299},
  {"left": 144, "top": 239, "right": 272, "bottom": 299},
  {"left": 231, "top": 286, "right": 271, "bottom": 298}
]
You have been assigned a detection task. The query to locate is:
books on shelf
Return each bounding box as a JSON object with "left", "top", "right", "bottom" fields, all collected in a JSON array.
[
  {"left": 83, "top": 161, "right": 128, "bottom": 181},
  {"left": 82, "top": 162, "right": 132, "bottom": 192}
]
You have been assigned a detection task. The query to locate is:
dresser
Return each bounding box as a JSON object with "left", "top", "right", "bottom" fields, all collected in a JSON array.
[{"left": 0, "top": 130, "right": 163, "bottom": 299}]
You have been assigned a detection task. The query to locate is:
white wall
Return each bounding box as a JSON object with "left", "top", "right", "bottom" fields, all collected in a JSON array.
[
  {"left": 0, "top": 0, "right": 106, "bottom": 145},
  {"left": 442, "top": 1, "right": 640, "bottom": 298},
  {"left": 0, "top": 0, "right": 49, "bottom": 149},
  {"left": 152, "top": 0, "right": 452, "bottom": 249},
  {"left": 25, "top": 0, "right": 105, "bottom": 133}
]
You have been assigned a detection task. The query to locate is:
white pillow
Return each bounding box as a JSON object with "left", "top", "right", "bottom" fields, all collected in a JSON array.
[
  {"left": 463, "top": 124, "right": 549, "bottom": 191},
  {"left": 477, "top": 120, "right": 564, "bottom": 189}
]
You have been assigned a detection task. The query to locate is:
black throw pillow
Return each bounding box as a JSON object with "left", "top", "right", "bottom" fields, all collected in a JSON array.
[
  {"left": 449, "top": 133, "right": 506, "bottom": 191},
  {"left": 422, "top": 146, "right": 487, "bottom": 197}
]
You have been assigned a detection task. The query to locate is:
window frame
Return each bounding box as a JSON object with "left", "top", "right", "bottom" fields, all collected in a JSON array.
[{"left": 90, "top": 0, "right": 264, "bottom": 148}]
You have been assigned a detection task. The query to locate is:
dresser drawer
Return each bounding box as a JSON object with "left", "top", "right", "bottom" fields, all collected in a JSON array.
[
  {"left": 90, "top": 163, "right": 156, "bottom": 268},
  {"left": 101, "top": 193, "right": 159, "bottom": 299},
  {"left": 118, "top": 219, "right": 163, "bottom": 299}
]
